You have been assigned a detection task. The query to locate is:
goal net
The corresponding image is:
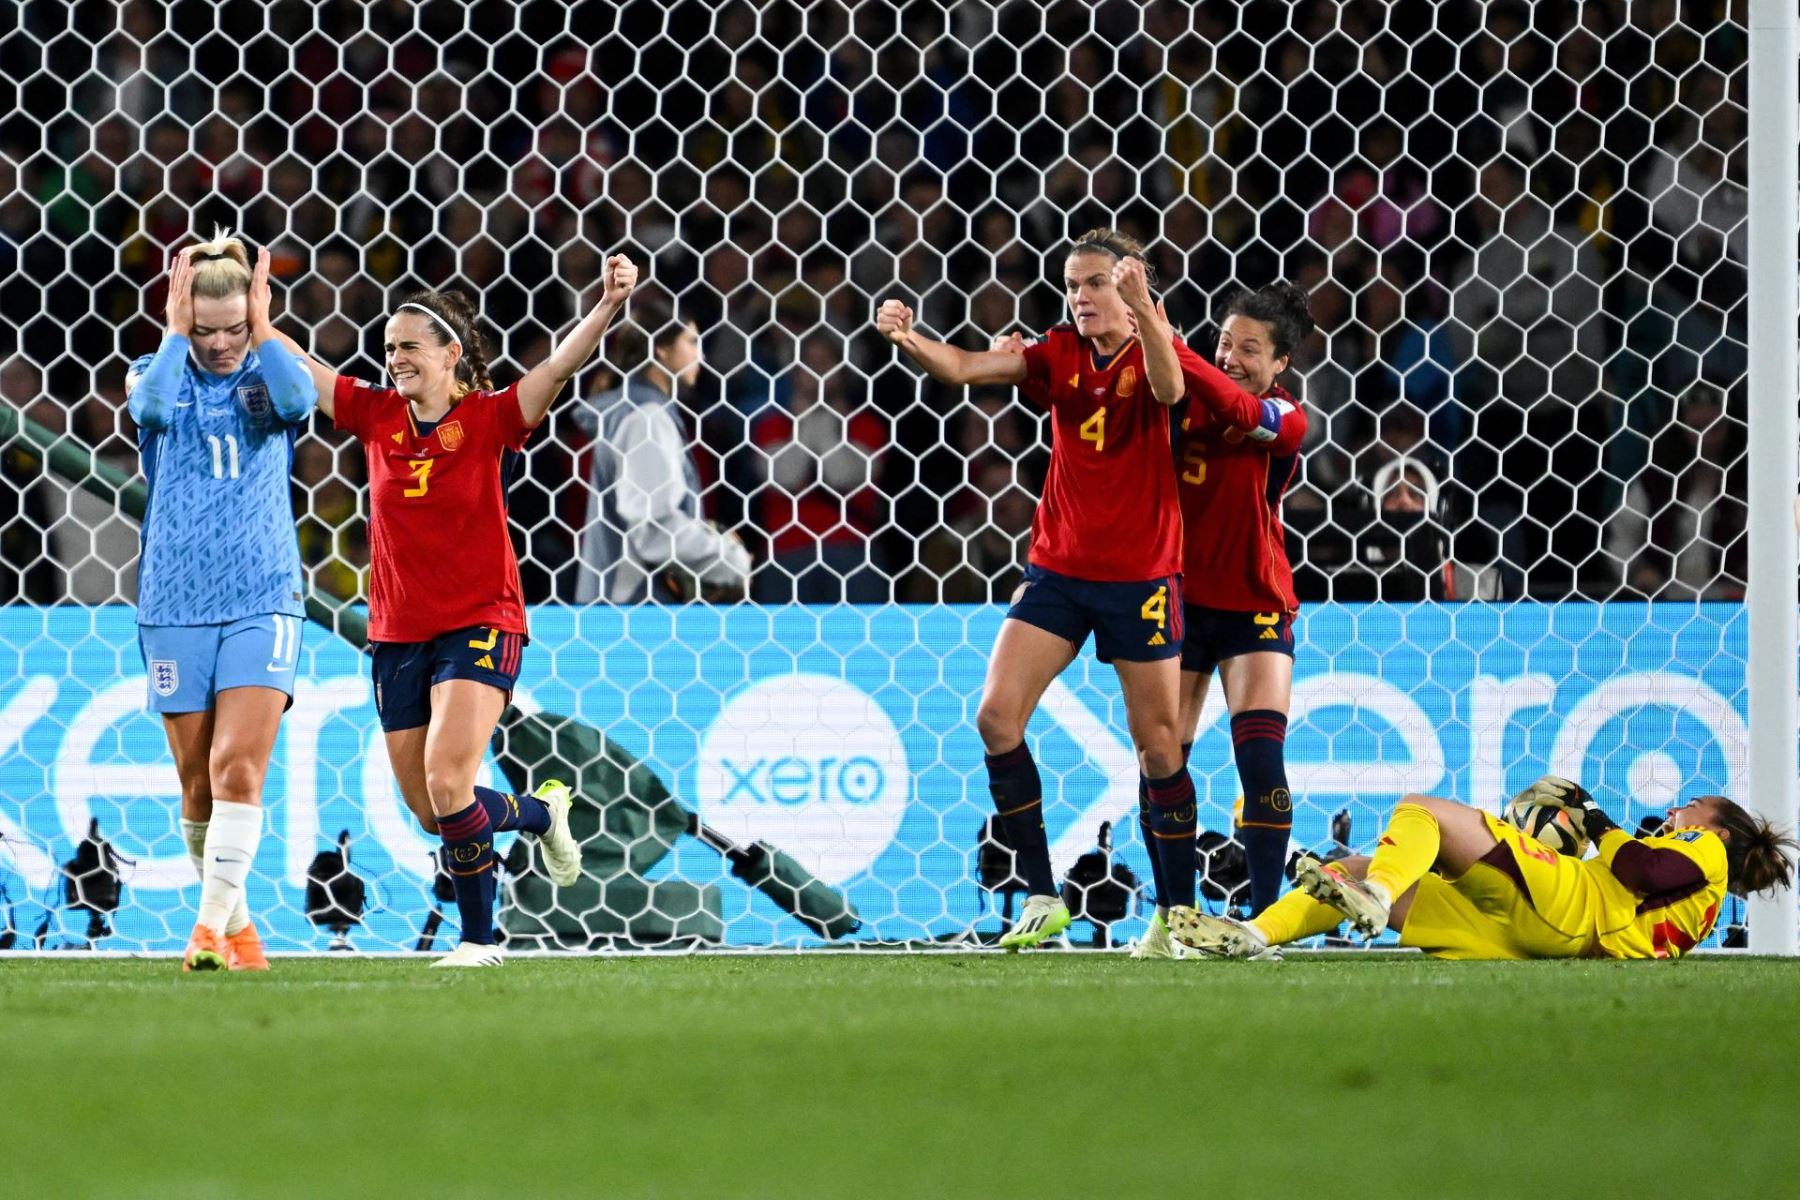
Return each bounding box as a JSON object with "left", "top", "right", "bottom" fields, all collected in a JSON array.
[{"left": 0, "top": 1, "right": 1758, "bottom": 952}]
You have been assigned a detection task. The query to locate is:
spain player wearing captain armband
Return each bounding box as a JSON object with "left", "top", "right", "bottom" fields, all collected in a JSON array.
[
  {"left": 128, "top": 229, "right": 318, "bottom": 973},
  {"left": 287, "top": 256, "right": 638, "bottom": 966},
  {"left": 1133, "top": 284, "right": 1317, "bottom": 957},
  {"left": 878, "top": 228, "right": 1217, "bottom": 949},
  {"left": 1173, "top": 778, "right": 1797, "bottom": 961}
]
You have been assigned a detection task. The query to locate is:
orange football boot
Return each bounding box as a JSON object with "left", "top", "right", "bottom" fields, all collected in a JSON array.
[
  {"left": 183, "top": 924, "right": 228, "bottom": 972},
  {"left": 225, "top": 921, "right": 270, "bottom": 972}
]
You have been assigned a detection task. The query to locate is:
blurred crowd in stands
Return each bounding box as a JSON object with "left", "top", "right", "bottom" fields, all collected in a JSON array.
[{"left": 1, "top": 0, "right": 1754, "bottom": 606}]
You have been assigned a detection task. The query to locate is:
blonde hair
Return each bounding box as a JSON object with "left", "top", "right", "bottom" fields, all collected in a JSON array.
[{"left": 185, "top": 225, "right": 252, "bottom": 301}]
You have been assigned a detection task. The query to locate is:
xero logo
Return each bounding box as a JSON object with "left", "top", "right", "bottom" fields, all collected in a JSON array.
[
  {"left": 698, "top": 674, "right": 910, "bottom": 885},
  {"left": 718, "top": 755, "right": 888, "bottom": 807}
]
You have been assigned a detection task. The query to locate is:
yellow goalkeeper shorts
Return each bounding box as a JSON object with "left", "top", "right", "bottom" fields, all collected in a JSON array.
[{"left": 1398, "top": 812, "right": 1599, "bottom": 960}]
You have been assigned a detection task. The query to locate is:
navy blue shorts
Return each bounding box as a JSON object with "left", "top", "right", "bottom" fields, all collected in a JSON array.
[
  {"left": 1005, "top": 565, "right": 1183, "bottom": 664},
  {"left": 1180, "top": 604, "right": 1297, "bottom": 675},
  {"left": 371, "top": 624, "right": 527, "bottom": 732}
]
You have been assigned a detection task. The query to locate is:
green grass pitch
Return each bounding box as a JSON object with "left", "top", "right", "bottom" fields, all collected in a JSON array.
[{"left": 5, "top": 954, "right": 1798, "bottom": 1199}]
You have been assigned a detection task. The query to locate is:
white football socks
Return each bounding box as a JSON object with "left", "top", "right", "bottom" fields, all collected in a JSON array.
[
  {"left": 193, "top": 802, "right": 260, "bottom": 936},
  {"left": 182, "top": 816, "right": 252, "bottom": 935}
]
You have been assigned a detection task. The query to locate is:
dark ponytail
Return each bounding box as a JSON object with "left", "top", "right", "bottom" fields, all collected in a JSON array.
[
  {"left": 1709, "top": 796, "right": 1799, "bottom": 897},
  {"left": 396, "top": 289, "right": 493, "bottom": 397},
  {"left": 1223, "top": 281, "right": 1317, "bottom": 360}
]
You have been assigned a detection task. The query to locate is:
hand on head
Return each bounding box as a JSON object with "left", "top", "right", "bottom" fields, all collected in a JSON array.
[
  {"left": 165, "top": 250, "right": 194, "bottom": 337},
  {"left": 247, "top": 247, "right": 273, "bottom": 338}
]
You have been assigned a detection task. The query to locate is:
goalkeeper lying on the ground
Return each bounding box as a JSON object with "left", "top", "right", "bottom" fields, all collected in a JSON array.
[{"left": 1172, "top": 781, "right": 1797, "bottom": 960}]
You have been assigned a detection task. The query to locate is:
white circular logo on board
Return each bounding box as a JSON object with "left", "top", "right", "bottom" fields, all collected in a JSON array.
[{"left": 697, "top": 673, "right": 910, "bottom": 885}]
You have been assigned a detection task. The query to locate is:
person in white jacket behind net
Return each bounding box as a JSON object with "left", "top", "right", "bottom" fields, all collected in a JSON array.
[{"left": 572, "top": 302, "right": 752, "bottom": 603}]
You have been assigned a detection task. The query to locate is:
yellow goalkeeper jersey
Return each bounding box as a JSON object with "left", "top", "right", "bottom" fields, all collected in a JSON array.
[{"left": 1585, "top": 827, "right": 1727, "bottom": 960}]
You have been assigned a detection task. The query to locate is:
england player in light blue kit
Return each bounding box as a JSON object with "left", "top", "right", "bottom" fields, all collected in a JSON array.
[{"left": 127, "top": 229, "right": 320, "bottom": 972}]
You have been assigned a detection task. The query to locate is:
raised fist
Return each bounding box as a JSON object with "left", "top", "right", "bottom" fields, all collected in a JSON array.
[
  {"left": 875, "top": 299, "right": 914, "bottom": 345},
  {"left": 602, "top": 254, "right": 638, "bottom": 307},
  {"left": 1111, "top": 256, "right": 1152, "bottom": 314}
]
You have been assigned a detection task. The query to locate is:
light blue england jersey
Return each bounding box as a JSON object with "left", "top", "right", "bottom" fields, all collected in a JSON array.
[{"left": 128, "top": 337, "right": 313, "bottom": 625}]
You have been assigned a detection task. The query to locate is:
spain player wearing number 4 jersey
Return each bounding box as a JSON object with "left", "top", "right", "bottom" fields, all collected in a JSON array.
[
  {"left": 879, "top": 229, "right": 1216, "bottom": 949},
  {"left": 282, "top": 260, "right": 640, "bottom": 965},
  {"left": 1172, "top": 778, "right": 1797, "bottom": 961}
]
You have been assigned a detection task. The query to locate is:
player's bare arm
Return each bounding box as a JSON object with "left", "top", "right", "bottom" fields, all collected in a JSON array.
[
  {"left": 516, "top": 253, "right": 639, "bottom": 427},
  {"left": 244, "top": 247, "right": 321, "bottom": 421},
  {"left": 876, "top": 299, "right": 1028, "bottom": 388},
  {"left": 236, "top": 247, "right": 340, "bottom": 417},
  {"left": 1114, "top": 258, "right": 1183, "bottom": 407}
]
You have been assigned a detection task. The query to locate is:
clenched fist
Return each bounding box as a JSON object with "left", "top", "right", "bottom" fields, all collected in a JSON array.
[{"left": 875, "top": 299, "right": 915, "bottom": 346}]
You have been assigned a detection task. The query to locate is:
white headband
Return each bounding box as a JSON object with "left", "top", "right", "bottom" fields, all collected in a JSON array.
[{"left": 397, "top": 302, "right": 462, "bottom": 348}]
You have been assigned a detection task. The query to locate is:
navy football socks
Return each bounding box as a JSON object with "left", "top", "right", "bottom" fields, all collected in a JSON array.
[
  {"left": 1232, "top": 709, "right": 1292, "bottom": 916},
  {"left": 985, "top": 742, "right": 1057, "bottom": 896},
  {"left": 473, "top": 785, "right": 551, "bottom": 835},
  {"left": 438, "top": 801, "right": 498, "bottom": 945},
  {"left": 1143, "top": 767, "right": 1198, "bottom": 908}
]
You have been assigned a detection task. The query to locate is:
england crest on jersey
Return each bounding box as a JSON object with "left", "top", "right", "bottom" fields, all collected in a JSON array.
[
  {"left": 238, "top": 384, "right": 272, "bottom": 422},
  {"left": 150, "top": 660, "right": 179, "bottom": 697}
]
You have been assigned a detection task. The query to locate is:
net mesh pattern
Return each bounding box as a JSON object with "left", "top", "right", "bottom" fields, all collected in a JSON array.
[{"left": 0, "top": 1, "right": 1754, "bottom": 951}]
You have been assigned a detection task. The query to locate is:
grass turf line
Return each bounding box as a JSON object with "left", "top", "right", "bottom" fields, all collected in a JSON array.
[{"left": 4, "top": 955, "right": 1796, "bottom": 1199}]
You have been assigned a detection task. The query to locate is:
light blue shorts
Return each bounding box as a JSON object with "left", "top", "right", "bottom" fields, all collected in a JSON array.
[{"left": 137, "top": 614, "right": 303, "bottom": 713}]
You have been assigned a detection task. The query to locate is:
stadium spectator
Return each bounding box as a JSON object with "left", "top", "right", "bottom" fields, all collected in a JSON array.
[
  {"left": 0, "top": 0, "right": 1763, "bottom": 611},
  {"left": 1346, "top": 456, "right": 1461, "bottom": 602},
  {"left": 570, "top": 303, "right": 752, "bottom": 604},
  {"left": 1625, "top": 384, "right": 1746, "bottom": 600},
  {"left": 1443, "top": 160, "right": 1612, "bottom": 597},
  {"left": 913, "top": 460, "right": 1035, "bottom": 604},
  {"left": 751, "top": 337, "right": 889, "bottom": 603}
]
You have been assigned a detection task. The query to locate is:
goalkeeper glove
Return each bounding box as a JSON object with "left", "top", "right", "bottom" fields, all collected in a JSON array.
[{"left": 1524, "top": 774, "right": 1618, "bottom": 843}]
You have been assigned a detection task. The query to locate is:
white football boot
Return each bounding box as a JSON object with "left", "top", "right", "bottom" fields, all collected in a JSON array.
[
  {"left": 431, "top": 941, "right": 506, "bottom": 968},
  {"left": 996, "top": 894, "right": 1072, "bottom": 950},
  {"left": 533, "top": 779, "right": 581, "bottom": 887},
  {"left": 1130, "top": 909, "right": 1185, "bottom": 959}
]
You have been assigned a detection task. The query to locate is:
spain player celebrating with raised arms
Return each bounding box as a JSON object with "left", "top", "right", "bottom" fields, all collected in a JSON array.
[
  {"left": 878, "top": 228, "right": 1214, "bottom": 949},
  {"left": 289, "top": 258, "right": 637, "bottom": 966},
  {"left": 128, "top": 229, "right": 320, "bottom": 972},
  {"left": 1173, "top": 779, "right": 1797, "bottom": 961},
  {"left": 1135, "top": 284, "right": 1317, "bottom": 957}
]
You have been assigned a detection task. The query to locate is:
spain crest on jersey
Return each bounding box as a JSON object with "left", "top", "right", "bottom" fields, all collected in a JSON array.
[
  {"left": 237, "top": 384, "right": 271, "bottom": 421},
  {"left": 1117, "top": 365, "right": 1137, "bottom": 398},
  {"left": 437, "top": 420, "right": 465, "bottom": 451},
  {"left": 150, "top": 660, "right": 178, "bottom": 697}
]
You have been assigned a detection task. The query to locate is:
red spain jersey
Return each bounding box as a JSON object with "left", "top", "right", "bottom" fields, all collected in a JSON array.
[
  {"left": 1017, "top": 326, "right": 1191, "bottom": 582},
  {"left": 332, "top": 377, "right": 534, "bottom": 643},
  {"left": 1177, "top": 357, "right": 1307, "bottom": 612}
]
